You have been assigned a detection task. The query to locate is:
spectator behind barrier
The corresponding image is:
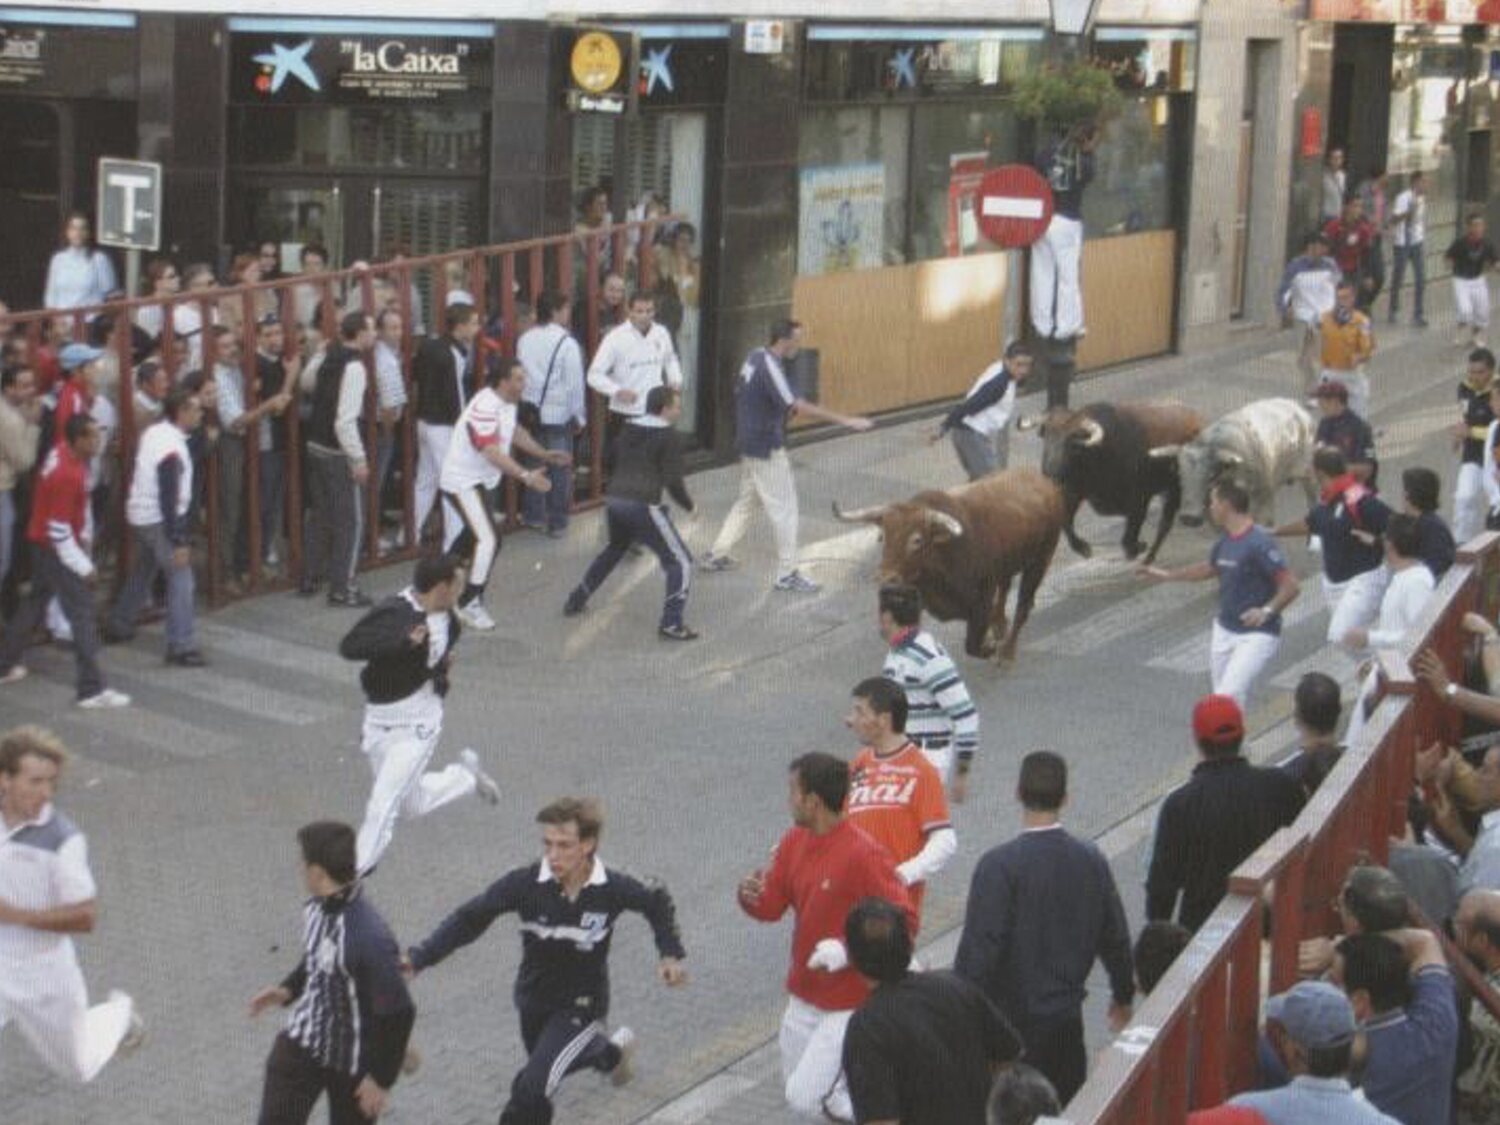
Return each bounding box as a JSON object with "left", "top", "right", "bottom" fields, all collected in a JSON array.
[
  {"left": 986, "top": 1062, "right": 1060, "bottom": 1125},
  {"left": 1333, "top": 928, "right": 1459, "bottom": 1125},
  {"left": 1282, "top": 671, "right": 1344, "bottom": 798},
  {"left": 1455, "top": 889, "right": 1500, "bottom": 1116}
]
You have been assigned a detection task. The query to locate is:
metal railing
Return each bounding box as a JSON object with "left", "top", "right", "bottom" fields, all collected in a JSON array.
[
  {"left": 3, "top": 220, "right": 667, "bottom": 604},
  {"left": 1065, "top": 533, "right": 1500, "bottom": 1123}
]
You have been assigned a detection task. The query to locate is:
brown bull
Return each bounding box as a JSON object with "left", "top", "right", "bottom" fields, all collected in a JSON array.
[{"left": 834, "top": 468, "right": 1065, "bottom": 663}]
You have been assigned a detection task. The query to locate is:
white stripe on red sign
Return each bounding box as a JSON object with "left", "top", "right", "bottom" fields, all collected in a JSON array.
[{"left": 981, "top": 196, "right": 1046, "bottom": 220}]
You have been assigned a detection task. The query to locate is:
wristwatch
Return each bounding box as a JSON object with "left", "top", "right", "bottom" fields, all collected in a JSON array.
[{"left": 1446, "top": 683, "right": 1461, "bottom": 699}]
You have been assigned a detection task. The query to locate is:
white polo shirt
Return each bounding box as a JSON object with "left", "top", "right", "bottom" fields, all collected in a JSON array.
[{"left": 0, "top": 803, "right": 96, "bottom": 959}]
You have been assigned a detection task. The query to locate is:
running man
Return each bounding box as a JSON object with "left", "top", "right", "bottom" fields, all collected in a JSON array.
[
  {"left": 739, "top": 752, "right": 916, "bottom": 1121},
  {"left": 249, "top": 821, "right": 415, "bottom": 1124},
  {"left": 338, "top": 554, "right": 500, "bottom": 875},
  {"left": 564, "top": 386, "right": 698, "bottom": 640},
  {"left": 0, "top": 726, "right": 143, "bottom": 1082},
  {"left": 700, "top": 319, "right": 873, "bottom": 592},
  {"left": 877, "top": 583, "right": 980, "bottom": 801},
  {"left": 439, "top": 357, "right": 570, "bottom": 632},
  {"left": 405, "top": 797, "right": 688, "bottom": 1125},
  {"left": 845, "top": 677, "right": 956, "bottom": 921},
  {"left": 1141, "top": 478, "right": 1300, "bottom": 711}
]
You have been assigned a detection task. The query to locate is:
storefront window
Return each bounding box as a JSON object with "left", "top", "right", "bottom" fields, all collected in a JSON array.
[
  {"left": 229, "top": 106, "right": 487, "bottom": 173},
  {"left": 909, "top": 104, "right": 1021, "bottom": 261},
  {"left": 1092, "top": 28, "right": 1198, "bottom": 93},
  {"left": 797, "top": 106, "right": 910, "bottom": 274},
  {"left": 1081, "top": 97, "right": 1175, "bottom": 237}
]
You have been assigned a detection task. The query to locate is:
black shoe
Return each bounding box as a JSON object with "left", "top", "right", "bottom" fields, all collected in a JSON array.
[
  {"left": 328, "top": 589, "right": 373, "bottom": 608},
  {"left": 658, "top": 623, "right": 700, "bottom": 641},
  {"left": 165, "top": 650, "right": 208, "bottom": 668},
  {"left": 296, "top": 581, "right": 321, "bottom": 598},
  {"left": 563, "top": 589, "right": 588, "bottom": 617}
]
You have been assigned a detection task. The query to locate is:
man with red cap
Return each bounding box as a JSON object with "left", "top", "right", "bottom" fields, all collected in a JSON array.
[{"left": 1145, "top": 694, "right": 1304, "bottom": 932}]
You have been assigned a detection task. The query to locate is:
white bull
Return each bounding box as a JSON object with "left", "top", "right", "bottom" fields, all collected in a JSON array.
[{"left": 1150, "top": 397, "right": 1317, "bottom": 528}]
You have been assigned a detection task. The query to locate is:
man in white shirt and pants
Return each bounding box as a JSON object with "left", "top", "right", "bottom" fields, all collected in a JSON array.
[
  {"left": 1388, "top": 170, "right": 1428, "bottom": 328},
  {"left": 587, "top": 292, "right": 682, "bottom": 462},
  {"left": 0, "top": 726, "right": 142, "bottom": 1082}
]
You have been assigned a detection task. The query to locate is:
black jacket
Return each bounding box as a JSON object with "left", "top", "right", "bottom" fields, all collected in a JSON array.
[
  {"left": 606, "top": 418, "right": 692, "bottom": 510},
  {"left": 409, "top": 859, "right": 686, "bottom": 1017},
  {"left": 412, "top": 336, "right": 469, "bottom": 426},
  {"left": 339, "top": 591, "right": 461, "bottom": 706},
  {"left": 1146, "top": 755, "right": 1305, "bottom": 932}
]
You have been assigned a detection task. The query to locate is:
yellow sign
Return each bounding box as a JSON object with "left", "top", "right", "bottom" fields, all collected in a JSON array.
[{"left": 571, "top": 31, "right": 622, "bottom": 94}]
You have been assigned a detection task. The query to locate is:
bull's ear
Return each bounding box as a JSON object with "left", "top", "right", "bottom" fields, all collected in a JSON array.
[{"left": 1147, "top": 444, "right": 1181, "bottom": 459}]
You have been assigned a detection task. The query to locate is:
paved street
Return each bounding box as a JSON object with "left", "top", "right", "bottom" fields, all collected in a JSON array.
[{"left": 0, "top": 302, "right": 1475, "bottom": 1123}]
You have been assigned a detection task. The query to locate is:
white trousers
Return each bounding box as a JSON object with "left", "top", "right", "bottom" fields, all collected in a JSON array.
[
  {"left": 710, "top": 450, "right": 801, "bottom": 580},
  {"left": 1029, "top": 213, "right": 1085, "bottom": 340},
  {"left": 0, "top": 945, "right": 133, "bottom": 1083},
  {"left": 1455, "top": 461, "right": 1488, "bottom": 546},
  {"left": 1209, "top": 621, "right": 1281, "bottom": 712},
  {"left": 355, "top": 714, "right": 474, "bottom": 873},
  {"left": 918, "top": 744, "right": 954, "bottom": 783},
  {"left": 1341, "top": 668, "right": 1380, "bottom": 750},
  {"left": 415, "top": 422, "right": 453, "bottom": 534},
  {"left": 442, "top": 484, "right": 500, "bottom": 594},
  {"left": 780, "top": 996, "right": 852, "bottom": 1121},
  {"left": 1324, "top": 566, "right": 1389, "bottom": 650},
  {"left": 1455, "top": 277, "right": 1491, "bottom": 330}
]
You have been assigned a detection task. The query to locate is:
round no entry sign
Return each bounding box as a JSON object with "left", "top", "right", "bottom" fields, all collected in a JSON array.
[{"left": 976, "top": 165, "right": 1055, "bottom": 249}]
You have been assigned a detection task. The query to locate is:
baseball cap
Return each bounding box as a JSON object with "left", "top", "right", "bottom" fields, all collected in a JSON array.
[
  {"left": 1314, "top": 380, "right": 1349, "bottom": 402},
  {"left": 1192, "top": 694, "right": 1244, "bottom": 746},
  {"left": 1264, "top": 980, "right": 1356, "bottom": 1048},
  {"left": 59, "top": 342, "right": 104, "bottom": 371}
]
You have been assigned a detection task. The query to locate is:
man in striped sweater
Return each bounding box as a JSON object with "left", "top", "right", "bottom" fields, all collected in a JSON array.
[
  {"left": 877, "top": 584, "right": 980, "bottom": 803},
  {"left": 250, "top": 821, "right": 415, "bottom": 1124}
]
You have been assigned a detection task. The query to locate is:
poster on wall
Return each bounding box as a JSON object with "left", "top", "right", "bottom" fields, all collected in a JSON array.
[
  {"left": 798, "top": 164, "right": 885, "bottom": 275},
  {"left": 946, "top": 153, "right": 990, "bottom": 257}
]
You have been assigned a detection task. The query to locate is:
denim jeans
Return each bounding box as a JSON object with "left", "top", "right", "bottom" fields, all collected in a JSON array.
[
  {"left": 110, "top": 523, "right": 196, "bottom": 655},
  {"left": 258, "top": 448, "right": 286, "bottom": 562},
  {"left": 520, "top": 423, "right": 575, "bottom": 532},
  {"left": 1389, "top": 242, "right": 1426, "bottom": 321}
]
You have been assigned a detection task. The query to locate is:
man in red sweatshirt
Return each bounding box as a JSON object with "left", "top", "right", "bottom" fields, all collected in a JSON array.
[{"left": 738, "top": 751, "right": 916, "bottom": 1122}]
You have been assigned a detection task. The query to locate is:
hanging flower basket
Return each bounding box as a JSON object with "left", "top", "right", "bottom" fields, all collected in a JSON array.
[{"left": 1013, "top": 60, "right": 1123, "bottom": 132}]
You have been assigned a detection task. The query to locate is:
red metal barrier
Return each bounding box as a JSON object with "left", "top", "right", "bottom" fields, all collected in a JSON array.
[
  {"left": 1066, "top": 533, "right": 1500, "bottom": 1124},
  {"left": 0, "top": 220, "right": 666, "bottom": 605}
]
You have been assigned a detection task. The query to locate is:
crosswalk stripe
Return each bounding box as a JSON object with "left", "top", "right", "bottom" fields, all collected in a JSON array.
[
  {"left": 104, "top": 645, "right": 343, "bottom": 726},
  {"left": 1267, "top": 645, "right": 1362, "bottom": 692},
  {"left": 194, "top": 620, "right": 348, "bottom": 686},
  {"left": 1032, "top": 579, "right": 1214, "bottom": 656},
  {"left": 1146, "top": 581, "right": 1330, "bottom": 674}
]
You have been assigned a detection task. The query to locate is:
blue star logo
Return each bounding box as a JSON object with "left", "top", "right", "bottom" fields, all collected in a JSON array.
[
  {"left": 253, "top": 39, "right": 320, "bottom": 95},
  {"left": 888, "top": 47, "right": 917, "bottom": 90},
  {"left": 642, "top": 45, "right": 674, "bottom": 96}
]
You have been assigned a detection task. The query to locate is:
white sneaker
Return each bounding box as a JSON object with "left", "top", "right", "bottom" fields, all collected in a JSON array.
[
  {"left": 78, "top": 688, "right": 131, "bottom": 709},
  {"left": 608, "top": 1027, "right": 637, "bottom": 1086},
  {"left": 0, "top": 665, "right": 27, "bottom": 686},
  {"left": 459, "top": 602, "right": 496, "bottom": 631},
  {"left": 116, "top": 997, "right": 146, "bottom": 1056},
  {"left": 773, "top": 571, "right": 820, "bottom": 594},
  {"left": 458, "top": 748, "right": 501, "bottom": 806},
  {"left": 265, "top": 546, "right": 280, "bottom": 568}
]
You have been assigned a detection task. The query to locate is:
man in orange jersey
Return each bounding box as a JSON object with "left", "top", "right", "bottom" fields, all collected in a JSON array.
[{"left": 844, "top": 677, "right": 956, "bottom": 920}]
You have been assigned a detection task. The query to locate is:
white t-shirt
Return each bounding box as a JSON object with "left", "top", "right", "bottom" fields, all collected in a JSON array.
[
  {"left": 440, "top": 386, "right": 516, "bottom": 493},
  {"left": 959, "top": 362, "right": 1017, "bottom": 438},
  {"left": 1390, "top": 189, "right": 1427, "bottom": 248}
]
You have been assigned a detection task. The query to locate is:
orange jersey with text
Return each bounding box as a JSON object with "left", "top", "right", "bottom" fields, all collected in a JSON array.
[{"left": 847, "top": 744, "right": 950, "bottom": 909}]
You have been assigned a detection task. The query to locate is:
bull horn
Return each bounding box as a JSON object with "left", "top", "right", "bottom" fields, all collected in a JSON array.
[
  {"left": 1015, "top": 414, "right": 1041, "bottom": 433},
  {"left": 926, "top": 510, "right": 965, "bottom": 538},
  {"left": 1217, "top": 451, "right": 1245, "bottom": 466},
  {"left": 832, "top": 500, "right": 890, "bottom": 523},
  {"left": 1076, "top": 418, "right": 1104, "bottom": 447},
  {"left": 1147, "top": 444, "right": 1182, "bottom": 459}
]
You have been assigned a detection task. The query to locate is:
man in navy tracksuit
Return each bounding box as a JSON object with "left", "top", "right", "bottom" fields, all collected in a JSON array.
[
  {"left": 406, "top": 797, "right": 688, "bottom": 1125},
  {"left": 563, "top": 385, "right": 698, "bottom": 639},
  {"left": 250, "top": 821, "right": 415, "bottom": 1124}
]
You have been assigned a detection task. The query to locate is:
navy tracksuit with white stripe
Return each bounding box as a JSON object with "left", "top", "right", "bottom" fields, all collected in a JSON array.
[
  {"left": 408, "top": 859, "right": 685, "bottom": 1125},
  {"left": 572, "top": 416, "right": 694, "bottom": 629}
]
